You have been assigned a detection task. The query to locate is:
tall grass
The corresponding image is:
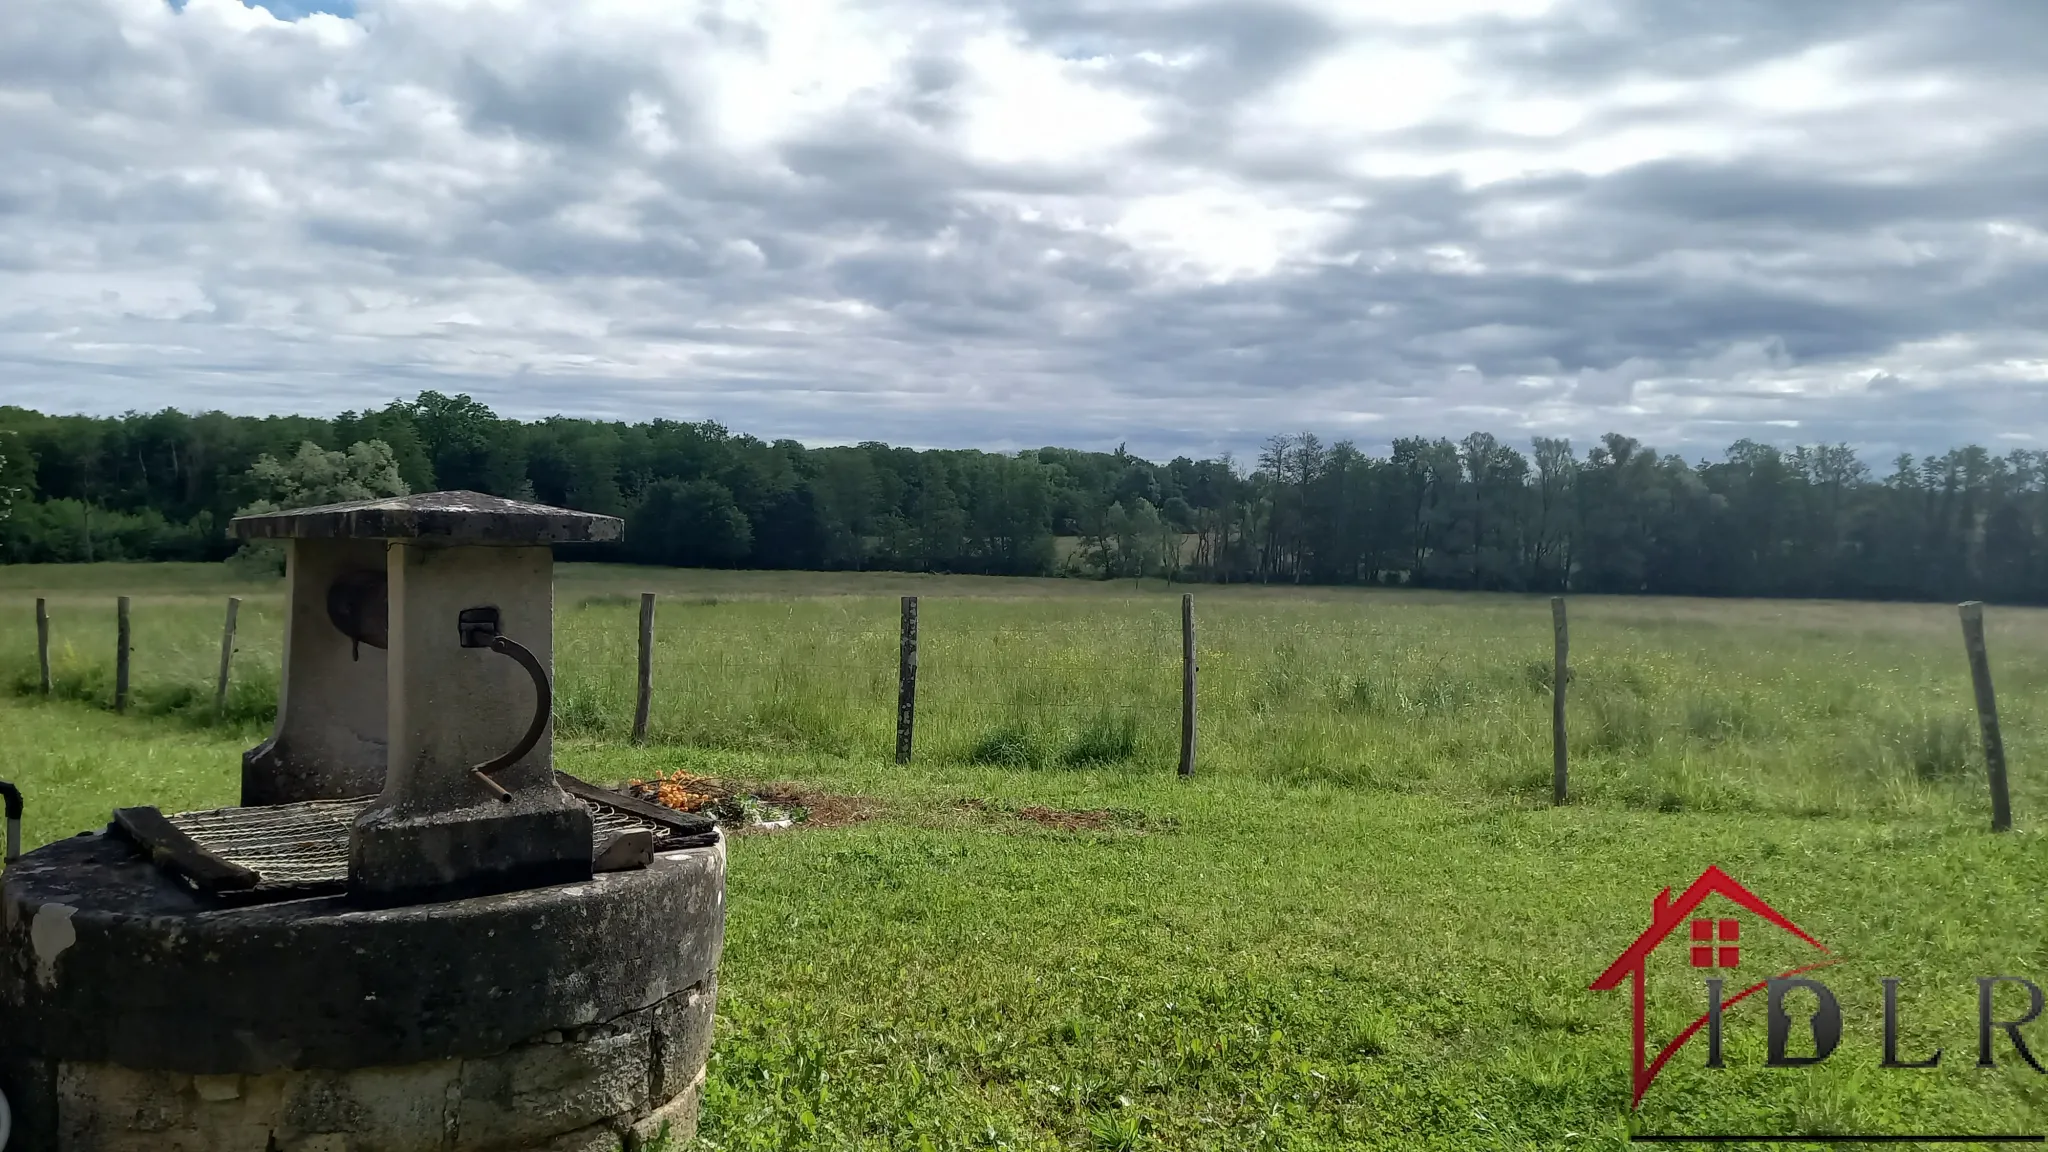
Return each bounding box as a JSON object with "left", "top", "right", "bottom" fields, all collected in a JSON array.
[
  {"left": 2, "top": 563, "right": 2042, "bottom": 822},
  {"left": 1, "top": 583, "right": 284, "bottom": 733}
]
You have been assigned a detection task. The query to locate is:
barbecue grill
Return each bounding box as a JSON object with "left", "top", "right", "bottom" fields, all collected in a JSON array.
[
  {"left": 0, "top": 492, "right": 727, "bottom": 1152},
  {"left": 112, "top": 771, "right": 718, "bottom": 904}
]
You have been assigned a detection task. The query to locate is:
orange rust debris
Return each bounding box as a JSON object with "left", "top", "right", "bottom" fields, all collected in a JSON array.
[{"left": 623, "top": 770, "right": 727, "bottom": 813}]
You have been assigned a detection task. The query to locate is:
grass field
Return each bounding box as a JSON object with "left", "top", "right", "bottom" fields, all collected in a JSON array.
[{"left": 3, "top": 562, "right": 2047, "bottom": 1149}]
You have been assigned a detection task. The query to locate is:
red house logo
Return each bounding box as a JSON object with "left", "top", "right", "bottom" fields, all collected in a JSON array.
[{"left": 1588, "top": 865, "right": 1837, "bottom": 1107}]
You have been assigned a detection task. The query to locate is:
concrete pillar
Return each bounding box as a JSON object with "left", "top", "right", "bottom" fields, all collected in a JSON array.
[
  {"left": 242, "top": 539, "right": 390, "bottom": 806},
  {"left": 382, "top": 543, "right": 557, "bottom": 810},
  {"left": 348, "top": 541, "right": 591, "bottom": 907}
]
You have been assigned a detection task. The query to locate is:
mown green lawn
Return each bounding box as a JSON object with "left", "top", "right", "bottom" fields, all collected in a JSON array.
[{"left": 2, "top": 563, "right": 2046, "bottom": 1149}]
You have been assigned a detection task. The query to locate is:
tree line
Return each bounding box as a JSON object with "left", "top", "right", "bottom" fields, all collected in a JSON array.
[{"left": 1, "top": 393, "right": 2043, "bottom": 603}]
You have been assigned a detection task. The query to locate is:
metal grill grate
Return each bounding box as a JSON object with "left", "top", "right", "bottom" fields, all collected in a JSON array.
[
  {"left": 118, "top": 774, "right": 718, "bottom": 903},
  {"left": 171, "top": 798, "right": 364, "bottom": 889}
]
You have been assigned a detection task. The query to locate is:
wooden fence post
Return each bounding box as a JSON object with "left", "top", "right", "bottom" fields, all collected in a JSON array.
[
  {"left": 1959, "top": 601, "right": 2013, "bottom": 833},
  {"left": 115, "top": 595, "right": 131, "bottom": 713},
  {"left": 633, "top": 592, "right": 656, "bottom": 745},
  {"left": 896, "top": 595, "right": 918, "bottom": 765},
  {"left": 35, "top": 597, "right": 51, "bottom": 695},
  {"left": 1179, "top": 593, "right": 1196, "bottom": 778},
  {"left": 214, "top": 597, "right": 241, "bottom": 720},
  {"left": 1551, "top": 596, "right": 1568, "bottom": 806}
]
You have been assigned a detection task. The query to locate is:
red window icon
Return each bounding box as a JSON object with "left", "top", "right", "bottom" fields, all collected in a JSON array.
[{"left": 1689, "top": 918, "right": 1740, "bottom": 968}]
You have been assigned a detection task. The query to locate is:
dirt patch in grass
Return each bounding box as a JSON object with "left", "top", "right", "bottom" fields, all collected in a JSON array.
[
  {"left": 623, "top": 770, "right": 875, "bottom": 832},
  {"left": 742, "top": 783, "right": 877, "bottom": 830},
  {"left": 954, "top": 798, "right": 1169, "bottom": 833}
]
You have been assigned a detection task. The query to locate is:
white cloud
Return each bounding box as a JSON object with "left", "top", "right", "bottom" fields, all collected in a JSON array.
[
  {"left": 1110, "top": 186, "right": 1344, "bottom": 283},
  {"left": 1293, "top": 0, "right": 1560, "bottom": 28},
  {"left": 954, "top": 33, "right": 1154, "bottom": 167},
  {"left": 692, "top": 0, "right": 909, "bottom": 153}
]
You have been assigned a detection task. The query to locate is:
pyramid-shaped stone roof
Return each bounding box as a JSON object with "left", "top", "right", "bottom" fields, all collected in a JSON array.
[{"left": 230, "top": 490, "right": 623, "bottom": 544}]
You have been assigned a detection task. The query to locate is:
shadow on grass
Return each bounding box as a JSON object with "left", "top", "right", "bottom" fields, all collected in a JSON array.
[{"left": 966, "top": 710, "right": 1142, "bottom": 771}]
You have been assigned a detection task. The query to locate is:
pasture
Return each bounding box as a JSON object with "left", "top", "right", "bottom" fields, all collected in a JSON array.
[{"left": 2, "top": 562, "right": 2046, "bottom": 1150}]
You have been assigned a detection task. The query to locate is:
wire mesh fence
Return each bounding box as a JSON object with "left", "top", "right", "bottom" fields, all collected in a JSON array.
[
  {"left": 3, "top": 581, "right": 2045, "bottom": 822},
  {"left": 0, "top": 592, "right": 283, "bottom": 727},
  {"left": 555, "top": 594, "right": 899, "bottom": 756},
  {"left": 915, "top": 598, "right": 1182, "bottom": 770},
  {"left": 554, "top": 593, "right": 1188, "bottom": 767}
]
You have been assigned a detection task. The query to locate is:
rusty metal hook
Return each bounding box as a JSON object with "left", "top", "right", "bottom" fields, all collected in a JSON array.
[{"left": 469, "top": 635, "right": 551, "bottom": 803}]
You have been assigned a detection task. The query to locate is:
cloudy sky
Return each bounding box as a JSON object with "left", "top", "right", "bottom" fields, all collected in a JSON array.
[{"left": 2, "top": 0, "right": 2045, "bottom": 462}]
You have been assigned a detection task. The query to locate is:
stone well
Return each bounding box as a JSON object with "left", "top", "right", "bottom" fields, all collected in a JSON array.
[{"left": 0, "top": 834, "right": 722, "bottom": 1152}]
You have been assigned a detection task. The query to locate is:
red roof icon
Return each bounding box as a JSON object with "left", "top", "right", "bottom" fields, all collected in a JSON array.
[{"left": 1590, "top": 865, "right": 1835, "bottom": 1107}]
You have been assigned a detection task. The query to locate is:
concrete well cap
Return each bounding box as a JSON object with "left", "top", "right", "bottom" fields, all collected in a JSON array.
[{"left": 231, "top": 490, "right": 624, "bottom": 544}]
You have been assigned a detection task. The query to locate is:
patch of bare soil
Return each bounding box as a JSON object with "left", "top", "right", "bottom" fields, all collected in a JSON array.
[
  {"left": 744, "top": 784, "right": 876, "bottom": 830},
  {"left": 622, "top": 771, "right": 874, "bottom": 832}
]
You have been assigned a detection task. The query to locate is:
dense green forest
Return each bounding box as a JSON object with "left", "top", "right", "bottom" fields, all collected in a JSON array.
[{"left": 1, "top": 392, "right": 2043, "bottom": 603}]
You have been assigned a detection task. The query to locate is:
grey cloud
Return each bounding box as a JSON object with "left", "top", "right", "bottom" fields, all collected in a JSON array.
[
  {"left": 1583, "top": 160, "right": 2048, "bottom": 234},
  {"left": 457, "top": 52, "right": 654, "bottom": 148},
  {"left": 1476, "top": 0, "right": 1932, "bottom": 88},
  {"left": 898, "top": 53, "right": 967, "bottom": 131},
  {"left": 1017, "top": 0, "right": 1338, "bottom": 102}
]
